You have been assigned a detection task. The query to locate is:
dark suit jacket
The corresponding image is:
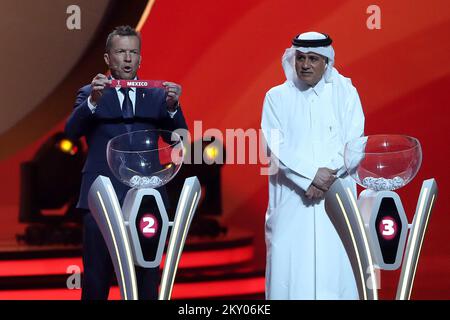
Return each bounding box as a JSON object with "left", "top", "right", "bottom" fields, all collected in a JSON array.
[{"left": 65, "top": 84, "right": 188, "bottom": 210}]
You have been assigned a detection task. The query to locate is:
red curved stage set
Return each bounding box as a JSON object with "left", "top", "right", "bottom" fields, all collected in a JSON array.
[{"left": 0, "top": 0, "right": 448, "bottom": 300}]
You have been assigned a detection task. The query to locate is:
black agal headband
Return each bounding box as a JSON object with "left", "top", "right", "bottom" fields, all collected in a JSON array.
[{"left": 292, "top": 33, "right": 332, "bottom": 47}]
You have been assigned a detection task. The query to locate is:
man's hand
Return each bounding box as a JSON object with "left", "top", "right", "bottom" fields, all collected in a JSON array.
[
  {"left": 89, "top": 74, "right": 111, "bottom": 106},
  {"left": 305, "top": 184, "right": 324, "bottom": 200},
  {"left": 312, "top": 167, "right": 337, "bottom": 191},
  {"left": 163, "top": 82, "right": 182, "bottom": 111}
]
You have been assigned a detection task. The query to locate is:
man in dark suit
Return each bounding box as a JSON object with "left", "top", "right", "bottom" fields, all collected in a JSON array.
[{"left": 65, "top": 25, "right": 187, "bottom": 300}]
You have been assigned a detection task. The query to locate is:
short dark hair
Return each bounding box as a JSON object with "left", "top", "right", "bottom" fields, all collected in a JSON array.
[{"left": 105, "top": 25, "right": 141, "bottom": 53}]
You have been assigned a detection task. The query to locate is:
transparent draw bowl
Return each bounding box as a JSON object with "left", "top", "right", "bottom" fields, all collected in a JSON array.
[
  {"left": 107, "top": 129, "right": 184, "bottom": 188},
  {"left": 344, "top": 135, "right": 422, "bottom": 191}
]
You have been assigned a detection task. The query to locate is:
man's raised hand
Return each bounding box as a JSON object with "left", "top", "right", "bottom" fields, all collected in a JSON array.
[{"left": 89, "top": 74, "right": 111, "bottom": 106}]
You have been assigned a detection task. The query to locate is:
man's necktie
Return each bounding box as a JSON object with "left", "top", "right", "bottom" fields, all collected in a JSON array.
[{"left": 120, "top": 88, "right": 133, "bottom": 132}]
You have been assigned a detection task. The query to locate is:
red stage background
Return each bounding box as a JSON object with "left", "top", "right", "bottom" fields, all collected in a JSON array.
[{"left": 0, "top": 0, "right": 448, "bottom": 299}]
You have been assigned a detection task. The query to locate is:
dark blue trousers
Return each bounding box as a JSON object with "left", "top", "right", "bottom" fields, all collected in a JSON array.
[{"left": 81, "top": 212, "right": 160, "bottom": 300}]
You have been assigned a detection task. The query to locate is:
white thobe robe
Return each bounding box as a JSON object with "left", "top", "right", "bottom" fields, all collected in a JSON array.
[{"left": 262, "top": 69, "right": 365, "bottom": 300}]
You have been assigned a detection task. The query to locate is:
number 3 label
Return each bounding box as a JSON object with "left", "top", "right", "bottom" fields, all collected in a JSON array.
[
  {"left": 378, "top": 216, "right": 397, "bottom": 240},
  {"left": 139, "top": 214, "right": 158, "bottom": 239}
]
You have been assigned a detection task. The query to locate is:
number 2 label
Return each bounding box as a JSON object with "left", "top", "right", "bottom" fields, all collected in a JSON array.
[{"left": 140, "top": 214, "right": 158, "bottom": 238}]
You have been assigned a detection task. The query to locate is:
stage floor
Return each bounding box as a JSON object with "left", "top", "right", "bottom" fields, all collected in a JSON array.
[{"left": 0, "top": 227, "right": 265, "bottom": 300}]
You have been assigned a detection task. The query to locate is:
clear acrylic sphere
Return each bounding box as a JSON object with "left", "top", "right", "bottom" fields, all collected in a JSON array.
[
  {"left": 344, "top": 135, "right": 422, "bottom": 191},
  {"left": 106, "top": 129, "right": 184, "bottom": 188}
]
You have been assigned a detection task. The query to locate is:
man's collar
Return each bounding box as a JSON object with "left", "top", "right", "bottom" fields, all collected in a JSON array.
[
  {"left": 311, "top": 76, "right": 325, "bottom": 95},
  {"left": 299, "top": 76, "right": 325, "bottom": 97}
]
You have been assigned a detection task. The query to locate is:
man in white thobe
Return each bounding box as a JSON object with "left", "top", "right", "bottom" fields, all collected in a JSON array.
[{"left": 261, "top": 32, "right": 365, "bottom": 299}]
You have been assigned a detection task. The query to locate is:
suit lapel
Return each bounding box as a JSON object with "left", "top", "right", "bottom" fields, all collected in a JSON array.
[
  {"left": 101, "top": 87, "right": 123, "bottom": 119},
  {"left": 134, "top": 88, "right": 145, "bottom": 118},
  {"left": 98, "top": 87, "right": 128, "bottom": 136}
]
